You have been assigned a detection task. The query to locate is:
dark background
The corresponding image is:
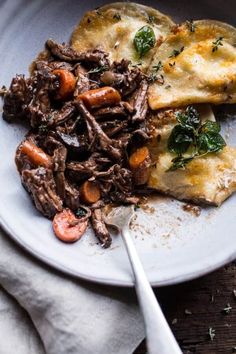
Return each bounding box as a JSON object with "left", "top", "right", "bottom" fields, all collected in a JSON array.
[{"left": 134, "top": 263, "right": 236, "bottom": 353}]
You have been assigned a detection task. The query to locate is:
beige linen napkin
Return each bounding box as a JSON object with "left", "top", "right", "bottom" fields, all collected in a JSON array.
[{"left": 0, "top": 228, "right": 144, "bottom": 354}]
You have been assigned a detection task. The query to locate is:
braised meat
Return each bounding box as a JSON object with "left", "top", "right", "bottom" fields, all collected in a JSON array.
[
  {"left": 2, "top": 39, "right": 150, "bottom": 247},
  {"left": 91, "top": 209, "right": 112, "bottom": 248},
  {"left": 22, "top": 167, "right": 63, "bottom": 218}
]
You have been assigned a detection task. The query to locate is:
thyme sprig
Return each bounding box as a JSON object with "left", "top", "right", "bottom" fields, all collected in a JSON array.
[{"left": 212, "top": 36, "right": 224, "bottom": 52}]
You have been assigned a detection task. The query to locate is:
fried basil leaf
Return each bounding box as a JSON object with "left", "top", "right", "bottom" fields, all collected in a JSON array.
[
  {"left": 197, "top": 132, "right": 226, "bottom": 154},
  {"left": 167, "top": 125, "right": 194, "bottom": 155},
  {"left": 176, "top": 106, "right": 200, "bottom": 130},
  {"left": 168, "top": 156, "right": 194, "bottom": 171},
  {"left": 199, "top": 120, "right": 221, "bottom": 134}
]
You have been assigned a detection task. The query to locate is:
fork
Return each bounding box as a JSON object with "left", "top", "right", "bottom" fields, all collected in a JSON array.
[{"left": 105, "top": 205, "right": 182, "bottom": 354}]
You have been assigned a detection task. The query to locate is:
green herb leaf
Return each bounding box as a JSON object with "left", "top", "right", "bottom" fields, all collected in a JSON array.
[
  {"left": 197, "top": 126, "right": 226, "bottom": 154},
  {"left": 186, "top": 19, "right": 195, "bottom": 32},
  {"left": 148, "top": 73, "right": 164, "bottom": 84},
  {"left": 184, "top": 309, "right": 192, "bottom": 315},
  {"left": 113, "top": 13, "right": 121, "bottom": 21},
  {"left": 208, "top": 327, "right": 216, "bottom": 341},
  {"left": 212, "top": 36, "right": 224, "bottom": 52},
  {"left": 76, "top": 208, "right": 87, "bottom": 218},
  {"left": 222, "top": 303, "right": 232, "bottom": 314},
  {"left": 166, "top": 106, "right": 226, "bottom": 171},
  {"left": 147, "top": 15, "right": 155, "bottom": 25},
  {"left": 176, "top": 106, "right": 200, "bottom": 130},
  {"left": 148, "top": 61, "right": 164, "bottom": 83},
  {"left": 168, "top": 156, "right": 194, "bottom": 171},
  {"left": 168, "top": 125, "right": 194, "bottom": 155},
  {"left": 95, "top": 9, "right": 102, "bottom": 16},
  {"left": 134, "top": 204, "right": 140, "bottom": 211},
  {"left": 199, "top": 120, "right": 220, "bottom": 134},
  {"left": 152, "top": 61, "right": 163, "bottom": 72},
  {"left": 134, "top": 26, "right": 156, "bottom": 58},
  {"left": 197, "top": 120, "right": 225, "bottom": 154},
  {"left": 87, "top": 65, "right": 109, "bottom": 74},
  {"left": 38, "top": 124, "right": 48, "bottom": 134},
  {"left": 0, "top": 85, "right": 7, "bottom": 97},
  {"left": 130, "top": 62, "right": 143, "bottom": 68},
  {"left": 169, "top": 46, "right": 184, "bottom": 58}
]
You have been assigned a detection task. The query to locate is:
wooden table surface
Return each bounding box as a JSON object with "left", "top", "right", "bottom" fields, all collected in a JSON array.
[{"left": 134, "top": 262, "right": 236, "bottom": 354}]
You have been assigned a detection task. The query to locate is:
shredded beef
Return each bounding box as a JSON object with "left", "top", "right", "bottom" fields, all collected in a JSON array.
[
  {"left": 46, "top": 39, "right": 109, "bottom": 66},
  {"left": 3, "top": 75, "right": 32, "bottom": 121},
  {"left": 132, "top": 80, "right": 149, "bottom": 123},
  {"left": 91, "top": 209, "right": 112, "bottom": 248},
  {"left": 64, "top": 181, "right": 80, "bottom": 210},
  {"left": 2, "top": 39, "right": 150, "bottom": 247},
  {"left": 76, "top": 100, "right": 123, "bottom": 160},
  {"left": 22, "top": 167, "right": 63, "bottom": 218}
]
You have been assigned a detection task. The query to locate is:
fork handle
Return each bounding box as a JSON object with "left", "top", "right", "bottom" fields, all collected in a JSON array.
[{"left": 122, "top": 225, "right": 182, "bottom": 354}]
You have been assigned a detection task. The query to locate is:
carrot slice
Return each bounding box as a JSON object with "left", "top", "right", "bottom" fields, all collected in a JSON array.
[
  {"left": 78, "top": 87, "right": 121, "bottom": 110},
  {"left": 20, "top": 140, "right": 52, "bottom": 168},
  {"left": 129, "top": 147, "right": 150, "bottom": 170},
  {"left": 129, "top": 146, "right": 151, "bottom": 185},
  {"left": 80, "top": 181, "right": 101, "bottom": 204},
  {"left": 53, "top": 69, "right": 76, "bottom": 100},
  {"left": 53, "top": 208, "right": 88, "bottom": 243}
]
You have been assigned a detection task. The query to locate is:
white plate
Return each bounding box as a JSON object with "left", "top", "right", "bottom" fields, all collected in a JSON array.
[{"left": 0, "top": 0, "right": 236, "bottom": 287}]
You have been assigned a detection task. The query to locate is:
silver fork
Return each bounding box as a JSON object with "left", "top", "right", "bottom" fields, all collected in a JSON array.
[{"left": 105, "top": 205, "right": 182, "bottom": 354}]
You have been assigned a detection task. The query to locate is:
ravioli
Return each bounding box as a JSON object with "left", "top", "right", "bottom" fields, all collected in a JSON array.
[
  {"left": 148, "top": 20, "right": 236, "bottom": 109},
  {"left": 71, "top": 2, "right": 174, "bottom": 71},
  {"left": 148, "top": 106, "right": 236, "bottom": 206}
]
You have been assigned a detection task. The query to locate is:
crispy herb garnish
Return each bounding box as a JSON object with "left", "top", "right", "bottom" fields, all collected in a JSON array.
[
  {"left": 169, "top": 46, "right": 184, "bottom": 58},
  {"left": 186, "top": 19, "right": 195, "bottom": 32},
  {"left": 184, "top": 309, "right": 192, "bottom": 315},
  {"left": 148, "top": 61, "right": 163, "bottom": 83},
  {"left": 95, "top": 8, "right": 102, "bottom": 16},
  {"left": 168, "top": 156, "right": 194, "bottom": 171},
  {"left": 148, "top": 73, "right": 164, "bottom": 84},
  {"left": 76, "top": 208, "right": 87, "bottom": 218},
  {"left": 168, "top": 125, "right": 194, "bottom": 155},
  {"left": 87, "top": 65, "right": 109, "bottom": 74},
  {"left": 134, "top": 204, "right": 140, "bottom": 211},
  {"left": 38, "top": 124, "right": 48, "bottom": 133},
  {"left": 131, "top": 62, "right": 143, "bottom": 68},
  {"left": 153, "top": 61, "right": 163, "bottom": 72},
  {"left": 212, "top": 36, "right": 224, "bottom": 52},
  {"left": 223, "top": 303, "right": 232, "bottom": 314},
  {"left": 0, "top": 85, "right": 7, "bottom": 97},
  {"left": 167, "top": 106, "right": 226, "bottom": 171},
  {"left": 156, "top": 75, "right": 165, "bottom": 85},
  {"left": 113, "top": 13, "right": 121, "bottom": 21},
  {"left": 197, "top": 121, "right": 226, "bottom": 154},
  {"left": 208, "top": 327, "right": 216, "bottom": 341},
  {"left": 176, "top": 106, "right": 201, "bottom": 129},
  {"left": 147, "top": 15, "right": 155, "bottom": 25},
  {"left": 134, "top": 26, "right": 156, "bottom": 58}
]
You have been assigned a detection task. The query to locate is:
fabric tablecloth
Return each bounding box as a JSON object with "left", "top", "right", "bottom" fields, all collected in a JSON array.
[{"left": 0, "top": 228, "right": 144, "bottom": 354}]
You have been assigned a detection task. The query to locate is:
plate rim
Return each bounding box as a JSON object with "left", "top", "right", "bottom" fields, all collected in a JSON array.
[
  {"left": 1, "top": 214, "right": 236, "bottom": 287},
  {"left": 1, "top": 0, "right": 236, "bottom": 287}
]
